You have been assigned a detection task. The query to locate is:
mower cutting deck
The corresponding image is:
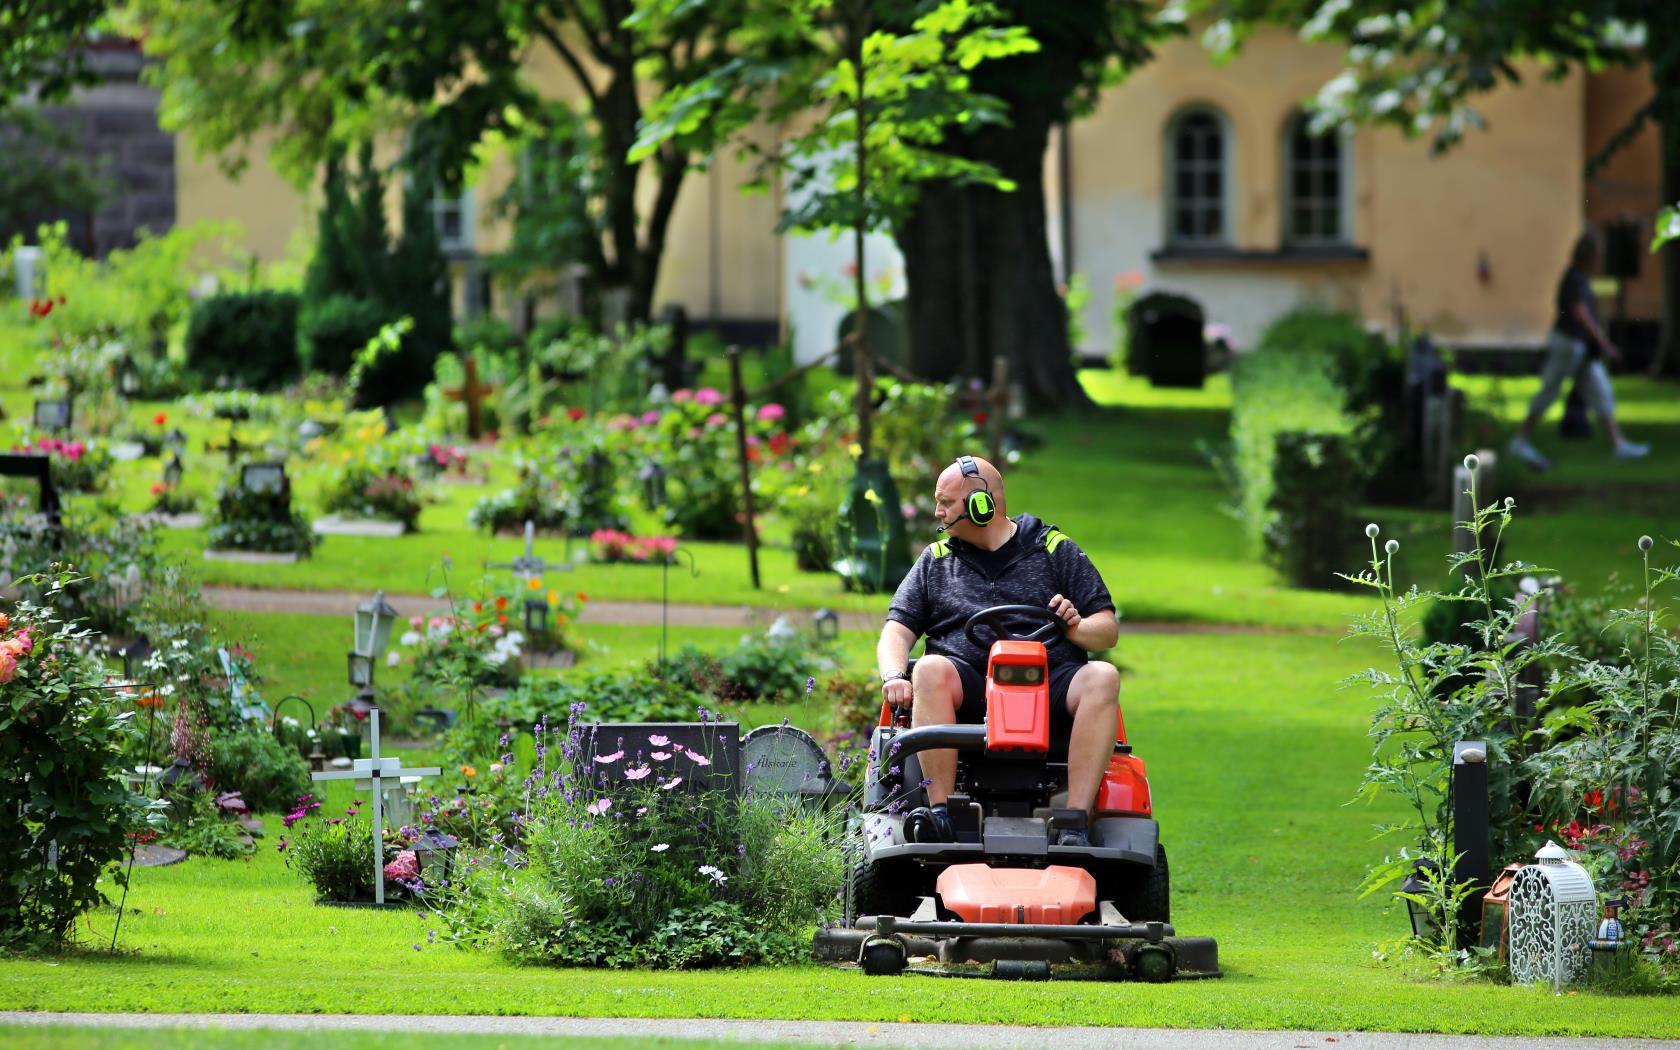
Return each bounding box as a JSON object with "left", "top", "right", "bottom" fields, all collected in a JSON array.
[{"left": 814, "top": 604, "right": 1221, "bottom": 982}]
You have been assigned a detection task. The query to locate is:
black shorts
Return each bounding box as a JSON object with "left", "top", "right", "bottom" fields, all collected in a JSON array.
[{"left": 947, "top": 655, "right": 1084, "bottom": 737}]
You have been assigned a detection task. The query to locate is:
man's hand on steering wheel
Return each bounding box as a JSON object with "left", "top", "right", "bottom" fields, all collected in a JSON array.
[
  {"left": 882, "top": 675, "right": 914, "bottom": 711},
  {"left": 1049, "top": 593, "right": 1082, "bottom": 635}
]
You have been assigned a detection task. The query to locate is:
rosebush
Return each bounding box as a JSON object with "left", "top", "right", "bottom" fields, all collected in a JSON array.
[{"left": 0, "top": 573, "right": 153, "bottom": 949}]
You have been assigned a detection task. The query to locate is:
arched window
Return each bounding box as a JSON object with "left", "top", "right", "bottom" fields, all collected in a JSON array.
[
  {"left": 1167, "top": 108, "right": 1229, "bottom": 244},
  {"left": 1284, "top": 113, "right": 1346, "bottom": 245}
]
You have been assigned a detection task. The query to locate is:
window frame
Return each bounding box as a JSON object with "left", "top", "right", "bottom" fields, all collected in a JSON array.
[
  {"left": 1281, "top": 111, "right": 1351, "bottom": 248},
  {"left": 1164, "top": 105, "right": 1234, "bottom": 247}
]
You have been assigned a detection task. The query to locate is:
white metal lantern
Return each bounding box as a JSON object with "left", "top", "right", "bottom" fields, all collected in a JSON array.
[
  {"left": 354, "top": 590, "right": 399, "bottom": 660},
  {"left": 1508, "top": 840, "right": 1598, "bottom": 992}
]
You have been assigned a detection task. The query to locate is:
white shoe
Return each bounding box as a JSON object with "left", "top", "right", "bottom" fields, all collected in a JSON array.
[
  {"left": 1506, "top": 435, "right": 1551, "bottom": 471},
  {"left": 1614, "top": 441, "right": 1650, "bottom": 460}
]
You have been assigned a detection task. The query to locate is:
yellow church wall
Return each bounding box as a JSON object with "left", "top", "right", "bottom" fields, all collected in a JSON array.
[{"left": 1065, "top": 27, "right": 1586, "bottom": 352}]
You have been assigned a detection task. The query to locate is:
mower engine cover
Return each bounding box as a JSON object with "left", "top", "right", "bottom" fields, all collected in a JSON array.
[
  {"left": 937, "top": 863, "right": 1097, "bottom": 924},
  {"left": 985, "top": 640, "right": 1049, "bottom": 752}
]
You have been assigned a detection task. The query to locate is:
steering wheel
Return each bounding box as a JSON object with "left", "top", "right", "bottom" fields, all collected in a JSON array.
[{"left": 964, "top": 604, "right": 1067, "bottom": 651}]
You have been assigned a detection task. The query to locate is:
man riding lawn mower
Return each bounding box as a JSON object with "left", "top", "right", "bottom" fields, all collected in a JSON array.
[{"left": 812, "top": 457, "right": 1220, "bottom": 981}]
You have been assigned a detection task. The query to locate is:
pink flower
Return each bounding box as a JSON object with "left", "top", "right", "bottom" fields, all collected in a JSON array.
[
  {"left": 648, "top": 734, "right": 670, "bottom": 746},
  {"left": 672, "top": 388, "right": 694, "bottom": 402},
  {"left": 0, "top": 650, "right": 16, "bottom": 684},
  {"left": 635, "top": 806, "right": 647, "bottom": 815},
  {"left": 624, "top": 766, "right": 651, "bottom": 781},
  {"left": 641, "top": 410, "right": 660, "bottom": 425},
  {"left": 586, "top": 798, "right": 612, "bottom": 816},
  {"left": 705, "top": 413, "right": 728, "bottom": 428},
  {"left": 594, "top": 750, "right": 624, "bottom": 765},
  {"left": 685, "top": 752, "right": 712, "bottom": 767},
  {"left": 650, "top": 751, "right": 671, "bottom": 761},
  {"left": 694, "top": 388, "right": 723, "bottom": 406},
  {"left": 661, "top": 777, "right": 683, "bottom": 791},
  {"left": 756, "top": 403, "right": 786, "bottom": 422},
  {"left": 384, "top": 850, "right": 420, "bottom": 882}
]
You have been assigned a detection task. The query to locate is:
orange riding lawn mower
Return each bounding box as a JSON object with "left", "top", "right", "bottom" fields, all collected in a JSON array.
[{"left": 813, "top": 605, "right": 1222, "bottom": 981}]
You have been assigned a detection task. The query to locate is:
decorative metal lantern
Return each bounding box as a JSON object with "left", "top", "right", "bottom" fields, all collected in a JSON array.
[
  {"left": 353, "top": 591, "right": 398, "bottom": 663},
  {"left": 412, "top": 829, "right": 458, "bottom": 885},
  {"left": 32, "top": 397, "right": 72, "bottom": 432},
  {"left": 524, "top": 597, "right": 549, "bottom": 639},
  {"left": 162, "top": 452, "right": 183, "bottom": 492},
  {"left": 1509, "top": 840, "right": 1598, "bottom": 992},
  {"left": 120, "top": 634, "right": 154, "bottom": 681},
  {"left": 166, "top": 427, "right": 187, "bottom": 452},
  {"left": 1401, "top": 859, "right": 1440, "bottom": 941},
  {"left": 639, "top": 461, "right": 668, "bottom": 507},
  {"left": 116, "top": 354, "right": 141, "bottom": 398},
  {"left": 812, "top": 608, "right": 840, "bottom": 642}
]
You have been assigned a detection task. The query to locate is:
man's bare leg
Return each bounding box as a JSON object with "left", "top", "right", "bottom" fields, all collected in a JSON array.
[
  {"left": 1065, "top": 661, "right": 1121, "bottom": 812},
  {"left": 910, "top": 655, "right": 963, "bottom": 805}
]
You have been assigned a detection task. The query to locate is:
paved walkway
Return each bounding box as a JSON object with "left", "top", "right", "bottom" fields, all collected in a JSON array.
[
  {"left": 1, "top": 1013, "right": 1671, "bottom": 1049},
  {"left": 203, "top": 586, "right": 1328, "bottom": 635}
]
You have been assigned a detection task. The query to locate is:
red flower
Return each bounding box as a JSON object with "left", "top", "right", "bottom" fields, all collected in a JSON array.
[
  {"left": 153, "top": 412, "right": 168, "bottom": 426},
  {"left": 566, "top": 407, "right": 586, "bottom": 422},
  {"left": 973, "top": 411, "right": 989, "bottom": 426}
]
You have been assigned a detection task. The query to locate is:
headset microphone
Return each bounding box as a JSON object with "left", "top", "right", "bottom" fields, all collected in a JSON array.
[{"left": 936, "top": 510, "right": 969, "bottom": 534}]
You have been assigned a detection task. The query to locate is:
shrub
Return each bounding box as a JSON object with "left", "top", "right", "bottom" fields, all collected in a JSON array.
[
  {"left": 468, "top": 469, "right": 570, "bottom": 534},
  {"left": 299, "top": 294, "right": 388, "bottom": 377},
  {"left": 207, "top": 472, "right": 318, "bottom": 555},
  {"left": 0, "top": 574, "right": 151, "bottom": 949},
  {"left": 284, "top": 799, "right": 383, "bottom": 902},
  {"left": 660, "top": 629, "right": 834, "bottom": 704},
  {"left": 1263, "top": 431, "right": 1365, "bottom": 589},
  {"left": 160, "top": 784, "right": 253, "bottom": 860},
  {"left": 184, "top": 291, "right": 301, "bottom": 390},
  {"left": 209, "top": 729, "right": 310, "bottom": 813},
  {"left": 1228, "top": 346, "right": 1365, "bottom": 583}
]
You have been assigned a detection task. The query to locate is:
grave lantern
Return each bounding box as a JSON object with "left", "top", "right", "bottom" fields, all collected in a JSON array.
[
  {"left": 583, "top": 449, "right": 611, "bottom": 494},
  {"left": 639, "top": 461, "right": 668, "bottom": 507},
  {"left": 120, "top": 634, "right": 154, "bottom": 681},
  {"left": 347, "top": 590, "right": 398, "bottom": 700},
  {"left": 162, "top": 452, "right": 183, "bottom": 492},
  {"left": 524, "top": 596, "right": 549, "bottom": 639},
  {"left": 412, "top": 829, "right": 457, "bottom": 887},
  {"left": 165, "top": 427, "right": 187, "bottom": 452},
  {"left": 32, "top": 397, "right": 72, "bottom": 432},
  {"left": 116, "top": 354, "right": 141, "bottom": 398},
  {"left": 812, "top": 608, "right": 839, "bottom": 642},
  {"left": 1401, "top": 859, "right": 1440, "bottom": 942},
  {"left": 1508, "top": 840, "right": 1598, "bottom": 992}
]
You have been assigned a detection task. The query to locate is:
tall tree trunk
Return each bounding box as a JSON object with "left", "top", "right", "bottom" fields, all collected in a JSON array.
[
  {"left": 1655, "top": 117, "right": 1680, "bottom": 377},
  {"left": 898, "top": 98, "right": 1092, "bottom": 409}
]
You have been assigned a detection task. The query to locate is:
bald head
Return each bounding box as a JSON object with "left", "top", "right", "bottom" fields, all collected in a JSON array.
[{"left": 934, "top": 455, "right": 1007, "bottom": 539}]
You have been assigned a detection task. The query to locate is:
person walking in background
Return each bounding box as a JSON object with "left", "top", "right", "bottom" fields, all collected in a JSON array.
[{"left": 1507, "top": 233, "right": 1650, "bottom": 471}]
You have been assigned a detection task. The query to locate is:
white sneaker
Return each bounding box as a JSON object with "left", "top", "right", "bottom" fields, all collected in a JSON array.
[
  {"left": 1614, "top": 441, "right": 1650, "bottom": 460},
  {"left": 1507, "top": 435, "right": 1551, "bottom": 471}
]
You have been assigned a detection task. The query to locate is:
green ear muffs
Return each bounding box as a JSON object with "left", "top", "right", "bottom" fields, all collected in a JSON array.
[{"left": 956, "top": 456, "right": 996, "bottom": 526}]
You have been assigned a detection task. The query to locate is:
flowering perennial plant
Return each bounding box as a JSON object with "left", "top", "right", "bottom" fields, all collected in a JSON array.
[
  {"left": 1348, "top": 463, "right": 1680, "bottom": 976},
  {"left": 587, "top": 528, "right": 677, "bottom": 564},
  {"left": 427, "top": 706, "right": 844, "bottom": 968}
]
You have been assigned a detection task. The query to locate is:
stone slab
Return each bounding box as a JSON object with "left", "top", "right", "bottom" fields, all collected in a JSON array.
[
  {"left": 312, "top": 516, "right": 408, "bottom": 538},
  {"left": 156, "top": 513, "right": 206, "bottom": 529},
  {"left": 203, "top": 549, "right": 302, "bottom": 565},
  {"left": 129, "top": 845, "right": 187, "bottom": 868}
]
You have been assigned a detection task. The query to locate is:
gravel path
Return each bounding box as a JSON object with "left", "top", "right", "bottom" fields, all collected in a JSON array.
[
  {"left": 0, "top": 1013, "right": 1671, "bottom": 1049},
  {"left": 203, "top": 586, "right": 1330, "bottom": 635}
]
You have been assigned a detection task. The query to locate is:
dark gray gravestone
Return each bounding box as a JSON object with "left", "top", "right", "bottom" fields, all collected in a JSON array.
[{"left": 578, "top": 722, "right": 740, "bottom": 796}]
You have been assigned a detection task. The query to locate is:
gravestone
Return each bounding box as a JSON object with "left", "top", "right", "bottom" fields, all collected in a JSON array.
[
  {"left": 32, "top": 398, "right": 72, "bottom": 432},
  {"left": 310, "top": 709, "right": 440, "bottom": 905},
  {"left": 1129, "top": 292, "right": 1206, "bottom": 388},
  {"left": 0, "top": 453, "right": 62, "bottom": 528},
  {"left": 12, "top": 246, "right": 45, "bottom": 299},
  {"left": 741, "top": 724, "right": 844, "bottom": 806},
  {"left": 656, "top": 303, "right": 689, "bottom": 390},
  {"left": 557, "top": 263, "right": 591, "bottom": 321},
  {"left": 601, "top": 286, "right": 633, "bottom": 333},
  {"left": 1423, "top": 386, "right": 1464, "bottom": 506}
]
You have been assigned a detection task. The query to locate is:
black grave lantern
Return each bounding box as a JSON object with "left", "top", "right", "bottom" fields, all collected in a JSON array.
[
  {"left": 162, "top": 452, "right": 183, "bottom": 492},
  {"left": 524, "top": 597, "right": 550, "bottom": 639},
  {"left": 639, "top": 461, "right": 668, "bottom": 507},
  {"left": 812, "top": 608, "right": 839, "bottom": 642}
]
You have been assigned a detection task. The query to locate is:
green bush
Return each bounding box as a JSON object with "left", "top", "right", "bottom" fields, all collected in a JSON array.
[
  {"left": 1228, "top": 348, "right": 1362, "bottom": 564},
  {"left": 161, "top": 785, "right": 253, "bottom": 860},
  {"left": 299, "top": 294, "right": 389, "bottom": 376},
  {"left": 185, "top": 291, "right": 301, "bottom": 390},
  {"left": 285, "top": 806, "right": 381, "bottom": 902},
  {"left": 209, "top": 729, "right": 311, "bottom": 813},
  {"left": 1263, "top": 431, "right": 1365, "bottom": 588}
]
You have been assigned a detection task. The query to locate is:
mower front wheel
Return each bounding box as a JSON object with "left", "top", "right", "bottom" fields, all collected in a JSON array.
[{"left": 860, "top": 935, "right": 908, "bottom": 976}]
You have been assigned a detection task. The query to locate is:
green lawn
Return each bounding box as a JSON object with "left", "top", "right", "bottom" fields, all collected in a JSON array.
[{"left": 3, "top": 632, "right": 1675, "bottom": 1036}]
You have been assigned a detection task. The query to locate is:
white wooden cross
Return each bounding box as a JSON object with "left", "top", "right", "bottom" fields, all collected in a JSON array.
[{"left": 310, "top": 708, "right": 441, "bottom": 904}]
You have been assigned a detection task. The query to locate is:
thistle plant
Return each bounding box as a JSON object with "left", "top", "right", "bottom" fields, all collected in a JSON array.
[{"left": 1342, "top": 456, "right": 1579, "bottom": 970}]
